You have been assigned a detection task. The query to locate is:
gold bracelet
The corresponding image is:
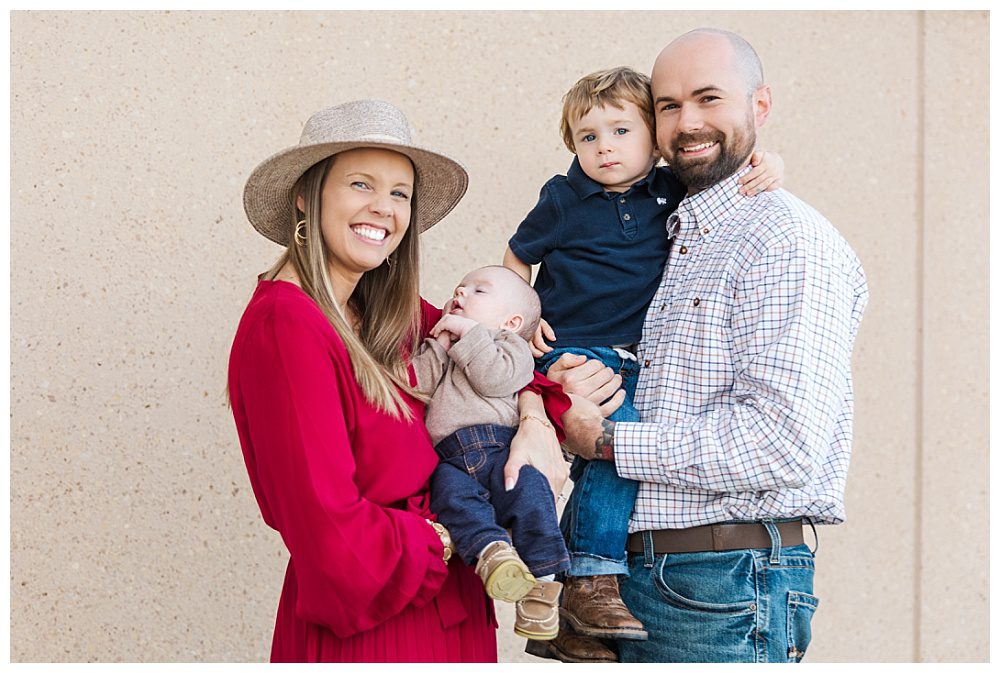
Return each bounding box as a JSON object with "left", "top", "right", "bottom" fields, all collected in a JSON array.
[
  {"left": 425, "top": 519, "right": 453, "bottom": 563},
  {"left": 519, "top": 414, "right": 553, "bottom": 430}
]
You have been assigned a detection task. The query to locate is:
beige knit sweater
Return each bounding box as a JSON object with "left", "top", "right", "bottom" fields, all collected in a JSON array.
[{"left": 411, "top": 324, "right": 535, "bottom": 446}]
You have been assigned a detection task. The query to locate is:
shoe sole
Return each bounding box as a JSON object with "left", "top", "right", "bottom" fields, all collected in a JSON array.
[
  {"left": 560, "top": 608, "right": 649, "bottom": 641},
  {"left": 524, "top": 637, "right": 618, "bottom": 663},
  {"left": 484, "top": 560, "right": 536, "bottom": 602},
  {"left": 514, "top": 626, "right": 559, "bottom": 641}
]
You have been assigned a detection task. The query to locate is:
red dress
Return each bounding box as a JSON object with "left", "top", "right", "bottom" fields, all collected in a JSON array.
[{"left": 228, "top": 280, "right": 497, "bottom": 662}]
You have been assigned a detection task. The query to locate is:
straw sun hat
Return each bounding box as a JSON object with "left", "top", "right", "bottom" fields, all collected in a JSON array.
[{"left": 243, "top": 100, "right": 469, "bottom": 246}]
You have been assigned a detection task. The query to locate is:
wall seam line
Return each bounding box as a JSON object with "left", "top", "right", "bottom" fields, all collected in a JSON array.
[{"left": 914, "top": 8, "right": 926, "bottom": 665}]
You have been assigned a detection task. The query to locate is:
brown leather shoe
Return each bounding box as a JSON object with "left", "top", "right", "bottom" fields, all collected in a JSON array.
[
  {"left": 560, "top": 574, "right": 648, "bottom": 640},
  {"left": 524, "top": 626, "right": 618, "bottom": 662}
]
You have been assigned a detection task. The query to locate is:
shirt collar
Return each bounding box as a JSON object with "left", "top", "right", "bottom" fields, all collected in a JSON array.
[
  {"left": 671, "top": 165, "right": 754, "bottom": 239},
  {"left": 566, "top": 156, "right": 660, "bottom": 201}
]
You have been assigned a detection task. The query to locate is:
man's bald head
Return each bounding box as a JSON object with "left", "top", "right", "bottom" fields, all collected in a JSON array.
[{"left": 656, "top": 28, "right": 764, "bottom": 99}]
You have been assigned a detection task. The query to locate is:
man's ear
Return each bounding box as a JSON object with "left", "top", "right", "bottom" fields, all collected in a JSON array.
[
  {"left": 504, "top": 314, "right": 524, "bottom": 333},
  {"left": 753, "top": 84, "right": 772, "bottom": 128}
]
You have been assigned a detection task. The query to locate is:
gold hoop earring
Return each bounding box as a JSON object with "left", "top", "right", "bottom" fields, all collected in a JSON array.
[
  {"left": 385, "top": 253, "right": 396, "bottom": 268},
  {"left": 294, "top": 220, "right": 307, "bottom": 247}
]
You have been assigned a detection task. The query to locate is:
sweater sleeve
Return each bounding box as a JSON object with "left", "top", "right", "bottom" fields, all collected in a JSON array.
[
  {"left": 410, "top": 338, "right": 449, "bottom": 396},
  {"left": 447, "top": 325, "right": 535, "bottom": 398},
  {"left": 236, "top": 303, "right": 447, "bottom": 638}
]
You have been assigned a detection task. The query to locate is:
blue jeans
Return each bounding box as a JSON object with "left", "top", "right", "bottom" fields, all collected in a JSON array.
[
  {"left": 536, "top": 346, "right": 641, "bottom": 576},
  {"left": 429, "top": 424, "right": 570, "bottom": 577},
  {"left": 618, "top": 523, "right": 819, "bottom": 662}
]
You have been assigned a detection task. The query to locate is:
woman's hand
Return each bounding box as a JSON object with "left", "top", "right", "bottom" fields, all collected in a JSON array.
[
  {"left": 504, "top": 391, "right": 568, "bottom": 498},
  {"left": 739, "top": 149, "right": 784, "bottom": 196}
]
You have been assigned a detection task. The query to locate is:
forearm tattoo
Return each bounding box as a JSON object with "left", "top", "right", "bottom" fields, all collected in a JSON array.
[{"left": 592, "top": 419, "right": 616, "bottom": 461}]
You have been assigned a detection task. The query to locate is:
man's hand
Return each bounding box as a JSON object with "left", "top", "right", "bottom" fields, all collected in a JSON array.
[
  {"left": 504, "top": 391, "right": 568, "bottom": 498},
  {"left": 562, "top": 393, "right": 616, "bottom": 461},
  {"left": 545, "top": 352, "right": 626, "bottom": 416}
]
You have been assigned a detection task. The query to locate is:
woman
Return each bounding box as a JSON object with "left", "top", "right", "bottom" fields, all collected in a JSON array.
[{"left": 228, "top": 100, "right": 568, "bottom": 662}]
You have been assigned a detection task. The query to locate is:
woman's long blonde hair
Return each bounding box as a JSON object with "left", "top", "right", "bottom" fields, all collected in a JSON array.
[{"left": 263, "top": 154, "right": 425, "bottom": 419}]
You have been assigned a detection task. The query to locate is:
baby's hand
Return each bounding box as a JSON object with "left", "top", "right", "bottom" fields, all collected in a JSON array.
[
  {"left": 434, "top": 331, "right": 454, "bottom": 351},
  {"left": 529, "top": 318, "right": 556, "bottom": 359},
  {"left": 739, "top": 149, "right": 784, "bottom": 196},
  {"left": 431, "top": 313, "right": 478, "bottom": 342}
]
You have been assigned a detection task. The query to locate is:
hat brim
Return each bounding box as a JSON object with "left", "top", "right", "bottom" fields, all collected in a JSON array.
[{"left": 243, "top": 140, "right": 468, "bottom": 246}]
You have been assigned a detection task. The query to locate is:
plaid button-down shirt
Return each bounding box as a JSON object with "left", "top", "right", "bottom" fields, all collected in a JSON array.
[{"left": 614, "top": 169, "right": 869, "bottom": 530}]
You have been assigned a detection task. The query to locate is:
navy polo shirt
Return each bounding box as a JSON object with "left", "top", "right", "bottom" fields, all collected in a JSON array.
[{"left": 508, "top": 157, "right": 685, "bottom": 347}]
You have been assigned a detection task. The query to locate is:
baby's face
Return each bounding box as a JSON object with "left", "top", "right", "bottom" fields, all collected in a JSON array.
[{"left": 447, "top": 267, "right": 521, "bottom": 329}]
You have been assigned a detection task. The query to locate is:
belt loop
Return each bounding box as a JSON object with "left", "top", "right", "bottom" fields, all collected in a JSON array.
[
  {"left": 761, "top": 519, "right": 781, "bottom": 565},
  {"left": 642, "top": 530, "right": 654, "bottom": 568},
  {"left": 807, "top": 519, "right": 819, "bottom": 555}
]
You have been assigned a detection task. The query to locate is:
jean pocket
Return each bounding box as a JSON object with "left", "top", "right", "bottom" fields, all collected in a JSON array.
[
  {"left": 462, "top": 448, "right": 487, "bottom": 475},
  {"left": 786, "top": 590, "right": 819, "bottom": 661},
  {"left": 651, "top": 554, "right": 757, "bottom": 614}
]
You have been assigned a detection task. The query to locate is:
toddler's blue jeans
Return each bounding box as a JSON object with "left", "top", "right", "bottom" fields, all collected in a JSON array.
[{"left": 536, "top": 345, "right": 641, "bottom": 577}]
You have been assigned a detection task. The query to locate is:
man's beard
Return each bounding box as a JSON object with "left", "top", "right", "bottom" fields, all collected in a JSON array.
[{"left": 668, "top": 116, "right": 756, "bottom": 192}]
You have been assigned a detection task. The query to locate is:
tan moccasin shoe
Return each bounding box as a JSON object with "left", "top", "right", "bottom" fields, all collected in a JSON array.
[
  {"left": 514, "top": 580, "right": 562, "bottom": 640},
  {"left": 474, "top": 541, "right": 536, "bottom": 603}
]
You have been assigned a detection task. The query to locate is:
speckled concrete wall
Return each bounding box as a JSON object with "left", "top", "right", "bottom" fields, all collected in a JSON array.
[{"left": 10, "top": 10, "right": 988, "bottom": 663}]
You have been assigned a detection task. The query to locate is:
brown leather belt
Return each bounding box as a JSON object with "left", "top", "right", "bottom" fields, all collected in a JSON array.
[{"left": 626, "top": 520, "right": 804, "bottom": 554}]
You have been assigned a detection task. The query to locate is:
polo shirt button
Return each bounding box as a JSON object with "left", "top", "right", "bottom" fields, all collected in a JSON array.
[
  {"left": 620, "top": 197, "right": 626, "bottom": 204},
  {"left": 693, "top": 297, "right": 701, "bottom": 306},
  {"left": 623, "top": 214, "right": 632, "bottom": 221},
  {"left": 680, "top": 246, "right": 688, "bottom": 254}
]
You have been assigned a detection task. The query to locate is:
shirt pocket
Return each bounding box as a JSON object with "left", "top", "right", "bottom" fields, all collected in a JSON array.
[{"left": 668, "top": 288, "right": 732, "bottom": 349}]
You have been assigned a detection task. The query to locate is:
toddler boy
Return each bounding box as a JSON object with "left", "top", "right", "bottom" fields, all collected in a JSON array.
[{"left": 412, "top": 265, "right": 569, "bottom": 641}]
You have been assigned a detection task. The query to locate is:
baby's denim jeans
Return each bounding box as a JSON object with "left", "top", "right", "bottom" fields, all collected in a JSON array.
[
  {"left": 536, "top": 345, "right": 641, "bottom": 577},
  {"left": 430, "top": 423, "right": 570, "bottom": 577}
]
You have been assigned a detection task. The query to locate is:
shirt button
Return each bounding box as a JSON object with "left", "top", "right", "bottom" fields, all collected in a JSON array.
[
  {"left": 619, "top": 197, "right": 626, "bottom": 204},
  {"left": 693, "top": 297, "right": 701, "bottom": 306},
  {"left": 644, "top": 360, "right": 651, "bottom": 367},
  {"left": 623, "top": 214, "right": 632, "bottom": 221},
  {"left": 702, "top": 227, "right": 710, "bottom": 234},
  {"left": 680, "top": 246, "right": 688, "bottom": 254}
]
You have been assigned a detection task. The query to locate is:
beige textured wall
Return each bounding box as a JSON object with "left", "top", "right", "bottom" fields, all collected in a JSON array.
[{"left": 10, "top": 10, "right": 988, "bottom": 663}]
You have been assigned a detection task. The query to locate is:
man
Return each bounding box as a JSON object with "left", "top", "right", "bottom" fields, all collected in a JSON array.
[{"left": 544, "top": 28, "right": 869, "bottom": 663}]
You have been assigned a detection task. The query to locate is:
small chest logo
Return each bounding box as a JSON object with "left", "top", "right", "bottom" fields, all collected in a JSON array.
[{"left": 657, "top": 197, "right": 668, "bottom": 205}]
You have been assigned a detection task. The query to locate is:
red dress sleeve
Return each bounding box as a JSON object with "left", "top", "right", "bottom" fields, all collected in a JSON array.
[
  {"left": 418, "top": 297, "right": 569, "bottom": 441},
  {"left": 235, "top": 300, "right": 448, "bottom": 638}
]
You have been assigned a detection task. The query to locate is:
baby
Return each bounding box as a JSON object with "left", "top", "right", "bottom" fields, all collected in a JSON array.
[{"left": 411, "top": 265, "right": 569, "bottom": 641}]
